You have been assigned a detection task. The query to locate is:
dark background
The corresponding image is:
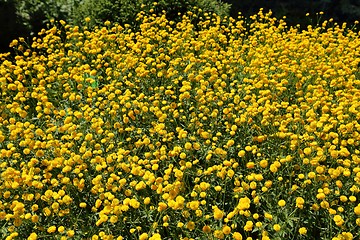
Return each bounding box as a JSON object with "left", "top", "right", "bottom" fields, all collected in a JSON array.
[
  {"left": 224, "top": 0, "right": 360, "bottom": 27},
  {"left": 1, "top": 0, "right": 360, "bottom": 54}
]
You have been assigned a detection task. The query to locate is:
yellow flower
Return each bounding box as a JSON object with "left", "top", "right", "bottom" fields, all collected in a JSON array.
[
  {"left": 139, "top": 233, "right": 148, "bottom": 240},
  {"left": 189, "top": 201, "right": 199, "bottom": 210},
  {"left": 27, "top": 233, "right": 37, "bottom": 240},
  {"left": 184, "top": 142, "right": 192, "bottom": 150},
  {"left": 149, "top": 233, "right": 161, "bottom": 240},
  {"left": 186, "top": 221, "right": 195, "bottom": 231},
  {"left": 273, "top": 224, "right": 281, "bottom": 232},
  {"left": 278, "top": 199, "right": 286, "bottom": 207},
  {"left": 232, "top": 232, "right": 243, "bottom": 240},
  {"left": 213, "top": 207, "right": 224, "bottom": 220},
  {"left": 110, "top": 215, "right": 118, "bottom": 223},
  {"left": 144, "top": 197, "right": 151, "bottom": 205},
  {"left": 226, "top": 139, "right": 235, "bottom": 147},
  {"left": 130, "top": 199, "right": 140, "bottom": 209},
  {"left": 58, "top": 226, "right": 65, "bottom": 233},
  {"left": 354, "top": 204, "right": 360, "bottom": 215},
  {"left": 316, "top": 192, "right": 326, "bottom": 200},
  {"left": 237, "top": 197, "right": 251, "bottom": 210},
  {"left": 158, "top": 202, "right": 167, "bottom": 212},
  {"left": 349, "top": 196, "right": 357, "bottom": 202},
  {"left": 299, "top": 227, "right": 307, "bottom": 235},
  {"left": 31, "top": 215, "right": 39, "bottom": 223},
  {"left": 200, "top": 182, "right": 210, "bottom": 191},
  {"left": 213, "top": 230, "right": 224, "bottom": 239},
  {"left": 1, "top": 7, "right": 360, "bottom": 240},
  {"left": 238, "top": 150, "right": 246, "bottom": 157},
  {"left": 246, "top": 162, "right": 255, "bottom": 169},
  {"left": 308, "top": 172, "right": 316, "bottom": 179},
  {"left": 43, "top": 207, "right": 51, "bottom": 217},
  {"left": 202, "top": 225, "right": 211, "bottom": 233},
  {"left": 193, "top": 142, "right": 201, "bottom": 150},
  {"left": 269, "top": 164, "right": 278, "bottom": 173},
  {"left": 47, "top": 226, "right": 57, "bottom": 233},
  {"left": 303, "top": 147, "right": 312, "bottom": 155},
  {"left": 264, "top": 212, "right": 273, "bottom": 220},
  {"left": 67, "top": 230, "right": 75, "bottom": 237},
  {"left": 259, "top": 159, "right": 268, "bottom": 168},
  {"left": 180, "top": 152, "right": 187, "bottom": 159},
  {"left": 333, "top": 215, "right": 344, "bottom": 226},
  {"left": 356, "top": 218, "right": 360, "bottom": 226},
  {"left": 244, "top": 221, "right": 253, "bottom": 231},
  {"left": 79, "top": 202, "right": 87, "bottom": 208},
  {"left": 222, "top": 225, "right": 231, "bottom": 235}
]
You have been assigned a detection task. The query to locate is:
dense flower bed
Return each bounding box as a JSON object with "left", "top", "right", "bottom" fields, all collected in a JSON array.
[{"left": 1, "top": 8, "right": 360, "bottom": 240}]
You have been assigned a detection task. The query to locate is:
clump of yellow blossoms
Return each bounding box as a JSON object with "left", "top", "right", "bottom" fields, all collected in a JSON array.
[{"left": 1, "top": 7, "right": 360, "bottom": 240}]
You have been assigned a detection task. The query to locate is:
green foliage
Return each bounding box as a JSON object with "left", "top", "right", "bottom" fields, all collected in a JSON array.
[
  {"left": 12, "top": 0, "right": 230, "bottom": 34},
  {"left": 71, "top": 0, "right": 231, "bottom": 28},
  {"left": 72, "top": 0, "right": 142, "bottom": 27},
  {"left": 2, "top": 0, "right": 230, "bottom": 53},
  {"left": 15, "top": 0, "right": 82, "bottom": 34},
  {"left": 195, "top": 0, "right": 231, "bottom": 17}
]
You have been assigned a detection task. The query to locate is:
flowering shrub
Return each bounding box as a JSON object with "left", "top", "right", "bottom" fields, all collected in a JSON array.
[{"left": 1, "top": 8, "right": 360, "bottom": 240}]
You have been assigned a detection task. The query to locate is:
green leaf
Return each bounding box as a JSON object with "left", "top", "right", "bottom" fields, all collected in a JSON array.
[{"left": 91, "top": 79, "right": 99, "bottom": 88}]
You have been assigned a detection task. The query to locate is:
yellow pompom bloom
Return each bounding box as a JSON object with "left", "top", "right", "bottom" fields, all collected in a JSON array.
[
  {"left": 47, "top": 226, "right": 57, "bottom": 233},
  {"left": 333, "top": 215, "right": 344, "bottom": 226},
  {"left": 139, "top": 233, "right": 148, "bottom": 240},
  {"left": 316, "top": 192, "right": 326, "bottom": 200},
  {"left": 356, "top": 218, "right": 360, "bottom": 226},
  {"left": 349, "top": 196, "right": 357, "bottom": 202},
  {"left": 184, "top": 142, "right": 192, "bottom": 150},
  {"left": 144, "top": 197, "right": 151, "bottom": 205},
  {"left": 58, "top": 226, "right": 65, "bottom": 233},
  {"left": 354, "top": 204, "right": 360, "bottom": 215},
  {"left": 299, "top": 227, "right": 307, "bottom": 235},
  {"left": 238, "top": 150, "right": 246, "bottom": 157},
  {"left": 222, "top": 225, "right": 231, "bottom": 235},
  {"left": 213, "top": 230, "right": 224, "bottom": 239},
  {"left": 186, "top": 221, "right": 195, "bottom": 231},
  {"left": 149, "top": 233, "right": 162, "bottom": 240},
  {"left": 259, "top": 159, "right": 268, "bottom": 168},
  {"left": 189, "top": 201, "right": 200, "bottom": 210},
  {"left": 303, "top": 147, "right": 312, "bottom": 155},
  {"left": 273, "top": 224, "right": 281, "bottom": 232},
  {"left": 226, "top": 139, "right": 235, "bottom": 147},
  {"left": 278, "top": 200, "right": 286, "bottom": 207},
  {"left": 130, "top": 199, "right": 140, "bottom": 209},
  {"left": 27, "top": 233, "right": 37, "bottom": 240},
  {"left": 202, "top": 225, "right": 211, "bottom": 233},
  {"left": 158, "top": 202, "right": 167, "bottom": 212},
  {"left": 243, "top": 221, "right": 253, "bottom": 231},
  {"left": 269, "top": 164, "right": 278, "bottom": 173},
  {"left": 213, "top": 207, "right": 224, "bottom": 220},
  {"left": 237, "top": 197, "right": 251, "bottom": 210},
  {"left": 67, "top": 230, "right": 75, "bottom": 237},
  {"left": 232, "top": 232, "right": 243, "bottom": 240},
  {"left": 296, "top": 197, "right": 305, "bottom": 206}
]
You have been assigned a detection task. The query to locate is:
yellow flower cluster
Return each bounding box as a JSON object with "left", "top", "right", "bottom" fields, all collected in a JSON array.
[{"left": 1, "top": 7, "right": 360, "bottom": 240}]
